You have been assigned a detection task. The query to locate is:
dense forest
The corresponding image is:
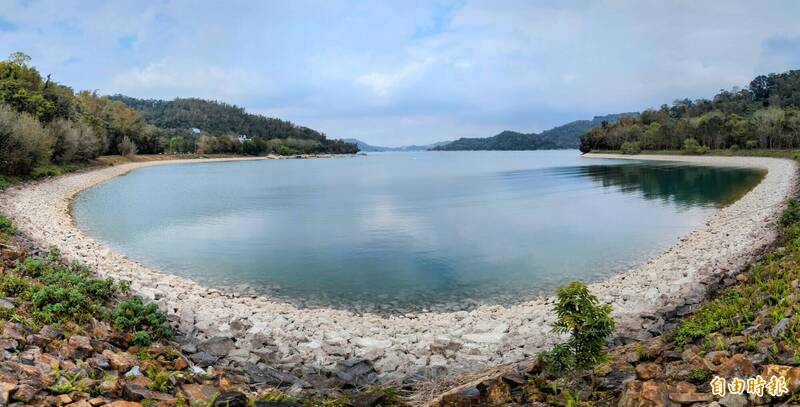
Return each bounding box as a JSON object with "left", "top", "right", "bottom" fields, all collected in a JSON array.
[
  {"left": 0, "top": 52, "right": 356, "bottom": 177},
  {"left": 108, "top": 95, "right": 356, "bottom": 156},
  {"left": 432, "top": 113, "right": 636, "bottom": 151},
  {"left": 579, "top": 69, "right": 800, "bottom": 154}
]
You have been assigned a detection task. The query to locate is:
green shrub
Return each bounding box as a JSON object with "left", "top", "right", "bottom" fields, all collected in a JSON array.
[
  {"left": 781, "top": 199, "right": 800, "bottom": 227},
  {"left": 17, "top": 250, "right": 123, "bottom": 324},
  {"left": 0, "top": 275, "right": 31, "bottom": 298},
  {"left": 0, "top": 103, "right": 53, "bottom": 175},
  {"left": 729, "top": 144, "right": 740, "bottom": 152},
  {"left": 145, "top": 367, "right": 174, "bottom": 393},
  {"left": 540, "top": 281, "right": 615, "bottom": 374},
  {"left": 0, "top": 214, "right": 15, "bottom": 237},
  {"left": 0, "top": 176, "right": 7, "bottom": 191},
  {"left": 682, "top": 138, "right": 709, "bottom": 155},
  {"left": 133, "top": 331, "right": 152, "bottom": 347},
  {"left": 620, "top": 141, "right": 642, "bottom": 155},
  {"left": 112, "top": 296, "right": 172, "bottom": 340}
]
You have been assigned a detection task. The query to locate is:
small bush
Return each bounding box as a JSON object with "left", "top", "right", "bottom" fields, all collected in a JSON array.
[
  {"left": 540, "top": 281, "right": 615, "bottom": 374},
  {"left": 118, "top": 136, "right": 138, "bottom": 157},
  {"left": 781, "top": 199, "right": 800, "bottom": 227},
  {"left": 0, "top": 214, "right": 16, "bottom": 237},
  {"left": 620, "top": 141, "right": 642, "bottom": 155},
  {"left": 145, "top": 367, "right": 174, "bottom": 393},
  {"left": 682, "top": 138, "right": 708, "bottom": 155},
  {"left": 0, "top": 103, "right": 53, "bottom": 175},
  {"left": 133, "top": 331, "right": 152, "bottom": 347},
  {"left": 0, "top": 176, "right": 7, "bottom": 191},
  {"left": 729, "top": 144, "right": 740, "bottom": 152},
  {"left": 17, "top": 250, "right": 123, "bottom": 324},
  {"left": 112, "top": 296, "right": 172, "bottom": 340}
]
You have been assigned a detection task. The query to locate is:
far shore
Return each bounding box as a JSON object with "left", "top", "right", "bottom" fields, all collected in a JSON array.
[{"left": 0, "top": 153, "right": 796, "bottom": 381}]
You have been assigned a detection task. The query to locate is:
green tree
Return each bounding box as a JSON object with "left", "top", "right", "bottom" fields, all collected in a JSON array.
[{"left": 540, "top": 281, "right": 615, "bottom": 374}]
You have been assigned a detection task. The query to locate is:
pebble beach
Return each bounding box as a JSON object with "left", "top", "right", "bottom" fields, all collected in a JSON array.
[{"left": 0, "top": 154, "right": 796, "bottom": 382}]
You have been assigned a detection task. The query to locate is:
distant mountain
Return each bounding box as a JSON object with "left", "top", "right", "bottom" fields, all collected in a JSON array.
[
  {"left": 432, "top": 113, "right": 638, "bottom": 151},
  {"left": 344, "top": 139, "right": 452, "bottom": 152}
]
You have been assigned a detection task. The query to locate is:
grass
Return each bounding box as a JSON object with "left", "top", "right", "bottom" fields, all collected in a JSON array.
[{"left": 668, "top": 200, "right": 800, "bottom": 355}]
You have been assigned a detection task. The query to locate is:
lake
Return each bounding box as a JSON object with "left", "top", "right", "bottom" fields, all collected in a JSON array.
[{"left": 72, "top": 151, "right": 764, "bottom": 312}]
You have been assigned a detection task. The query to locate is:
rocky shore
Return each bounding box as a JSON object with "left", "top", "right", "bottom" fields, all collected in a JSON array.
[{"left": 0, "top": 154, "right": 796, "bottom": 386}]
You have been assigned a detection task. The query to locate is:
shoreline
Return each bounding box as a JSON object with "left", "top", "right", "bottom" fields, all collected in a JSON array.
[{"left": 0, "top": 153, "right": 796, "bottom": 382}]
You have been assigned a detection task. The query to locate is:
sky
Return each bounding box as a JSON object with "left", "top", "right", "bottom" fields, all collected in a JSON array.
[{"left": 1, "top": 1, "right": 800, "bottom": 147}]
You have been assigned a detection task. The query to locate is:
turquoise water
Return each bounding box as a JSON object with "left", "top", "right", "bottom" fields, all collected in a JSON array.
[{"left": 72, "top": 151, "right": 763, "bottom": 311}]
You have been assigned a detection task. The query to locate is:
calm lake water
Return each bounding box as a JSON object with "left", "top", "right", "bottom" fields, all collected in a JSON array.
[{"left": 73, "top": 151, "right": 763, "bottom": 311}]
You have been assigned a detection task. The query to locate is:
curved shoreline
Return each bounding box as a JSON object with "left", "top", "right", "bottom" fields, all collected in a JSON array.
[{"left": 0, "top": 154, "right": 796, "bottom": 381}]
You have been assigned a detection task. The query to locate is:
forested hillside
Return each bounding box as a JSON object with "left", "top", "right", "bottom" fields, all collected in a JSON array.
[
  {"left": 0, "top": 52, "right": 357, "bottom": 178},
  {"left": 579, "top": 69, "right": 800, "bottom": 153},
  {"left": 432, "top": 113, "right": 635, "bottom": 151}
]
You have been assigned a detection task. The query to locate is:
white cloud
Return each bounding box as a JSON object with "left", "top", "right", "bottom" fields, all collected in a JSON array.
[
  {"left": 111, "top": 59, "right": 268, "bottom": 100},
  {"left": 356, "top": 57, "right": 436, "bottom": 96}
]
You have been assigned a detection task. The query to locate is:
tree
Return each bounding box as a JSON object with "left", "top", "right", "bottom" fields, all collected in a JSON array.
[
  {"left": 0, "top": 104, "right": 52, "bottom": 175},
  {"left": 540, "top": 281, "right": 615, "bottom": 374},
  {"left": 118, "top": 136, "right": 137, "bottom": 157}
]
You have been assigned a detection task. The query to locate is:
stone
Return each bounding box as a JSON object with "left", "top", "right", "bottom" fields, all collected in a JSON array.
[
  {"left": 64, "top": 335, "right": 93, "bottom": 359},
  {"left": 104, "top": 402, "right": 143, "bottom": 407},
  {"left": 3, "top": 322, "right": 26, "bottom": 345},
  {"left": 102, "top": 349, "right": 137, "bottom": 372},
  {"left": 335, "top": 359, "right": 378, "bottom": 387},
  {"left": 719, "top": 393, "right": 748, "bottom": 407},
  {"left": 640, "top": 380, "right": 670, "bottom": 406},
  {"left": 198, "top": 336, "right": 235, "bottom": 357},
  {"left": 243, "top": 362, "right": 303, "bottom": 386},
  {"left": 38, "top": 325, "right": 63, "bottom": 340},
  {"left": 125, "top": 366, "right": 143, "bottom": 377},
  {"left": 88, "top": 397, "right": 106, "bottom": 406},
  {"left": 180, "top": 383, "right": 218, "bottom": 406},
  {"left": 190, "top": 351, "right": 219, "bottom": 367},
  {"left": 704, "top": 350, "right": 729, "bottom": 365},
  {"left": 67, "top": 401, "right": 93, "bottom": 407},
  {"left": 717, "top": 354, "right": 755, "bottom": 378},
  {"left": 761, "top": 364, "right": 800, "bottom": 392},
  {"left": 123, "top": 382, "right": 176, "bottom": 403},
  {"left": 0, "top": 382, "right": 15, "bottom": 405},
  {"left": 0, "top": 298, "right": 14, "bottom": 309},
  {"left": 98, "top": 376, "right": 119, "bottom": 396},
  {"left": 477, "top": 377, "right": 510, "bottom": 405},
  {"left": 668, "top": 381, "right": 712, "bottom": 403},
  {"left": 173, "top": 355, "right": 189, "bottom": 371},
  {"left": 771, "top": 318, "right": 790, "bottom": 338},
  {"left": 352, "top": 392, "right": 386, "bottom": 407},
  {"left": 214, "top": 391, "right": 248, "bottom": 407},
  {"left": 11, "top": 383, "right": 37, "bottom": 402},
  {"left": 440, "top": 386, "right": 480, "bottom": 406},
  {"left": 635, "top": 362, "right": 661, "bottom": 380},
  {"left": 596, "top": 361, "right": 636, "bottom": 391}
]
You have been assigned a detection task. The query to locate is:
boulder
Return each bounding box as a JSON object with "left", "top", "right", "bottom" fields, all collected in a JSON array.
[
  {"left": 717, "top": 354, "right": 755, "bottom": 378},
  {"left": 335, "top": 359, "right": 378, "bottom": 387},
  {"left": 668, "top": 381, "right": 712, "bottom": 404},
  {"left": 198, "top": 336, "right": 235, "bottom": 357},
  {"left": 11, "top": 383, "right": 37, "bottom": 402},
  {"left": 635, "top": 362, "right": 662, "bottom": 380},
  {"left": 214, "top": 391, "right": 248, "bottom": 407},
  {"left": 64, "top": 335, "right": 93, "bottom": 359},
  {"left": 180, "top": 383, "right": 218, "bottom": 406},
  {"left": 102, "top": 350, "right": 137, "bottom": 372}
]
